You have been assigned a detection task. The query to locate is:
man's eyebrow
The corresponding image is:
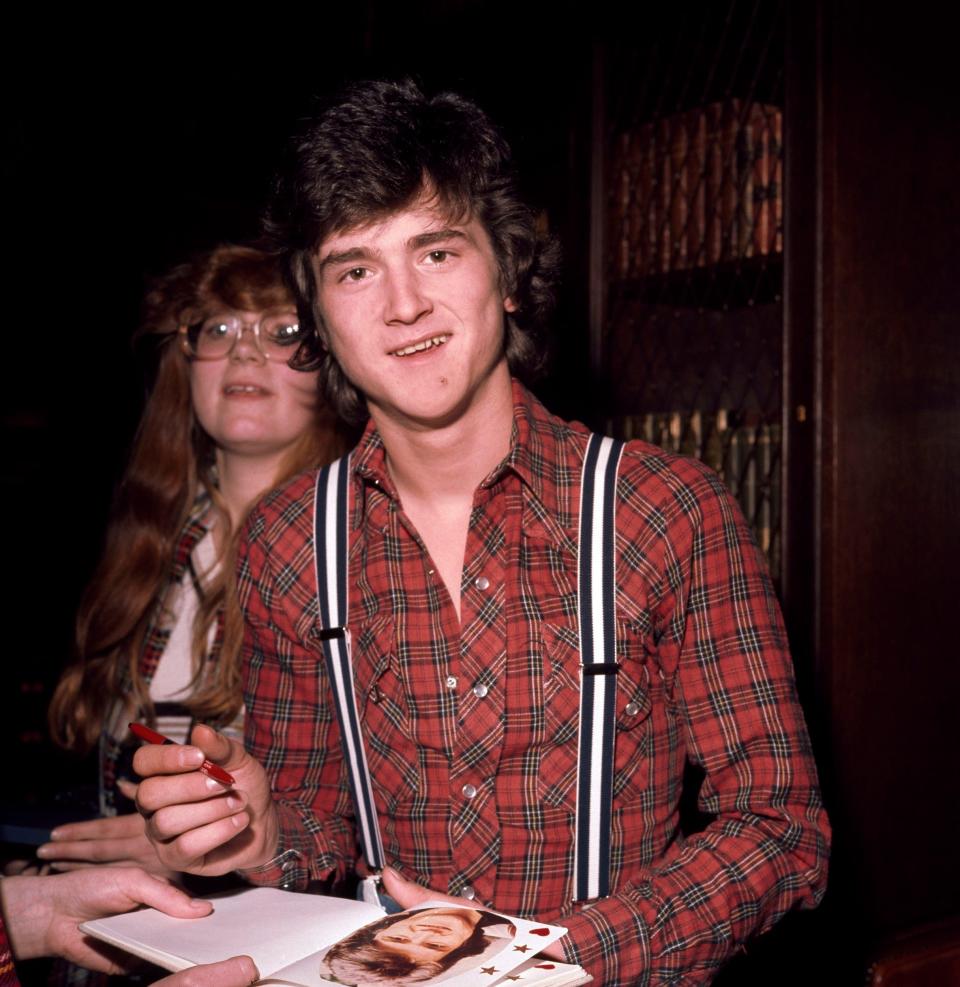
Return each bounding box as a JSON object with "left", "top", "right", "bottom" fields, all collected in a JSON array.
[
  {"left": 316, "top": 246, "right": 372, "bottom": 273},
  {"left": 409, "top": 228, "right": 467, "bottom": 250},
  {"left": 317, "top": 229, "right": 467, "bottom": 272}
]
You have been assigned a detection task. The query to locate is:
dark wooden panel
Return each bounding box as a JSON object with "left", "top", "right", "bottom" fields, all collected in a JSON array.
[{"left": 817, "top": 0, "right": 960, "bottom": 936}]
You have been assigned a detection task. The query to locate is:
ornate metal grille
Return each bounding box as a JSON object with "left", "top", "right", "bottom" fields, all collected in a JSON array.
[{"left": 597, "top": 1, "right": 786, "bottom": 582}]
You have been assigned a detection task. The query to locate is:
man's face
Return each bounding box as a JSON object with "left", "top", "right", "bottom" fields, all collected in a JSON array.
[
  {"left": 372, "top": 907, "right": 482, "bottom": 965},
  {"left": 313, "top": 193, "right": 515, "bottom": 432}
]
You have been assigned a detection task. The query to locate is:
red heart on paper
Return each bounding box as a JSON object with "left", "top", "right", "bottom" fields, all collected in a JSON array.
[
  {"left": 535, "top": 964, "right": 556, "bottom": 970},
  {"left": 530, "top": 928, "right": 551, "bottom": 936}
]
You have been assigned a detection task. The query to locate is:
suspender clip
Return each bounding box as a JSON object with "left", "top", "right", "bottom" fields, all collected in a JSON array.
[
  {"left": 581, "top": 661, "right": 620, "bottom": 676},
  {"left": 317, "top": 625, "right": 347, "bottom": 641}
]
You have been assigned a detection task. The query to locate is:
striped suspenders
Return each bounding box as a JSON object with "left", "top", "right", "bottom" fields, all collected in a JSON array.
[
  {"left": 314, "top": 432, "right": 625, "bottom": 899},
  {"left": 313, "top": 455, "right": 385, "bottom": 870},
  {"left": 574, "top": 434, "right": 625, "bottom": 901}
]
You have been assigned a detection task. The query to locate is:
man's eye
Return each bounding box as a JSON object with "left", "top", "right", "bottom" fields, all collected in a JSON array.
[
  {"left": 426, "top": 250, "right": 449, "bottom": 264},
  {"left": 342, "top": 267, "right": 368, "bottom": 282}
]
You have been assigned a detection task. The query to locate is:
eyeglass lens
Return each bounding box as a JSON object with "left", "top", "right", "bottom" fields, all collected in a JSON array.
[{"left": 187, "top": 314, "right": 303, "bottom": 359}]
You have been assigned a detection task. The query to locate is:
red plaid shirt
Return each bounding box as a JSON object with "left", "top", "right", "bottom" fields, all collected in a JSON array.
[{"left": 239, "top": 381, "right": 829, "bottom": 986}]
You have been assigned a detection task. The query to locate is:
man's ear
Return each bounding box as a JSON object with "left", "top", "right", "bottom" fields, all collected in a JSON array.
[{"left": 503, "top": 296, "right": 518, "bottom": 313}]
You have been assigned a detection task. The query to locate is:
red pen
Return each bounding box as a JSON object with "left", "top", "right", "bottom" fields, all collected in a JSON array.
[{"left": 128, "top": 722, "right": 236, "bottom": 786}]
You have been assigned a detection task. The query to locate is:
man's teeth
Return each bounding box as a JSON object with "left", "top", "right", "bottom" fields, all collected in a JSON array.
[{"left": 392, "top": 335, "right": 448, "bottom": 357}]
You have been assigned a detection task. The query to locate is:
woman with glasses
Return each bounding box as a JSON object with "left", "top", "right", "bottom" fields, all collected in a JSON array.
[{"left": 41, "top": 244, "right": 347, "bottom": 877}]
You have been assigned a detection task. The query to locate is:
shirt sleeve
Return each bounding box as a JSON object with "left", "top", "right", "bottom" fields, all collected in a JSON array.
[
  {"left": 235, "top": 497, "right": 358, "bottom": 890},
  {"left": 558, "top": 460, "right": 830, "bottom": 986},
  {"left": 0, "top": 917, "right": 20, "bottom": 987}
]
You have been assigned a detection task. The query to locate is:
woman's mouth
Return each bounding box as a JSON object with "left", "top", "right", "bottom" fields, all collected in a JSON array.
[{"left": 223, "top": 384, "right": 270, "bottom": 395}]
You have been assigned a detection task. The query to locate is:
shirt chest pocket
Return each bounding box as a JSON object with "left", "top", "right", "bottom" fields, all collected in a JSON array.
[
  {"left": 351, "top": 620, "right": 419, "bottom": 811},
  {"left": 539, "top": 621, "right": 653, "bottom": 810}
]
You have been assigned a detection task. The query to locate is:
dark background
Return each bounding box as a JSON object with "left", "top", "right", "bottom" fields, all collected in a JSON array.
[
  {"left": 3, "top": 2, "right": 959, "bottom": 983},
  {"left": 2, "top": 0, "right": 595, "bottom": 792}
]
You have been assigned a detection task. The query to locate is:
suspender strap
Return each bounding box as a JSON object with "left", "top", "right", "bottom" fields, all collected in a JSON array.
[
  {"left": 313, "top": 455, "right": 385, "bottom": 871},
  {"left": 573, "top": 433, "right": 625, "bottom": 901}
]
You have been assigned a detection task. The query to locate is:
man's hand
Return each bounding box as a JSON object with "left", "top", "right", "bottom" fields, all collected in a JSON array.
[
  {"left": 380, "top": 868, "right": 567, "bottom": 960},
  {"left": 37, "top": 805, "right": 170, "bottom": 875},
  {"left": 134, "top": 724, "right": 278, "bottom": 876},
  {"left": 380, "top": 866, "right": 477, "bottom": 911},
  {"left": 0, "top": 867, "right": 210, "bottom": 971}
]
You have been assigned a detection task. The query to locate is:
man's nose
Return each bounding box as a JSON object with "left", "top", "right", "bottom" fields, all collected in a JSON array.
[{"left": 384, "top": 267, "right": 433, "bottom": 325}]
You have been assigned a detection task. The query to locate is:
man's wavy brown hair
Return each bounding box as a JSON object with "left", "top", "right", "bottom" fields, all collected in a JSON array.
[{"left": 265, "top": 78, "right": 561, "bottom": 425}]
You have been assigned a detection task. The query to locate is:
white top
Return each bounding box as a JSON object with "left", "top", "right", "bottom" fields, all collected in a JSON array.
[{"left": 149, "top": 529, "right": 219, "bottom": 743}]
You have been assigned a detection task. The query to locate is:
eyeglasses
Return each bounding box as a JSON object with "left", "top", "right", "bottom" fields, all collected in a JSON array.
[{"left": 179, "top": 311, "right": 305, "bottom": 361}]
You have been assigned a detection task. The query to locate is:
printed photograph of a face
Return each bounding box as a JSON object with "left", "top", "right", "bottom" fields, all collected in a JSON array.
[{"left": 317, "top": 905, "right": 518, "bottom": 986}]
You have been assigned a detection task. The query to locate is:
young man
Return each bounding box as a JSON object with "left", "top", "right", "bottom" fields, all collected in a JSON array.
[{"left": 134, "top": 80, "right": 829, "bottom": 986}]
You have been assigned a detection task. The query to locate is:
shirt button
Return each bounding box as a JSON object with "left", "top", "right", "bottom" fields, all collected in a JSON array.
[
  {"left": 474, "top": 575, "right": 490, "bottom": 591},
  {"left": 624, "top": 701, "right": 640, "bottom": 716},
  {"left": 446, "top": 676, "right": 458, "bottom": 690},
  {"left": 461, "top": 885, "right": 477, "bottom": 900},
  {"left": 462, "top": 783, "right": 477, "bottom": 799},
  {"left": 473, "top": 683, "right": 488, "bottom": 699}
]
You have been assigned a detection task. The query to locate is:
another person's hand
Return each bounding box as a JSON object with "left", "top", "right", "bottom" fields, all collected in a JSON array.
[
  {"left": 134, "top": 724, "right": 278, "bottom": 876},
  {"left": 0, "top": 867, "right": 222, "bottom": 973},
  {"left": 380, "top": 867, "right": 567, "bottom": 961},
  {"left": 37, "top": 803, "right": 171, "bottom": 876},
  {"left": 154, "top": 956, "right": 258, "bottom": 987}
]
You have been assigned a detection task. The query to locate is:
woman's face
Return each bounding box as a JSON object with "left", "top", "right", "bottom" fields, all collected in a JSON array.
[
  {"left": 188, "top": 307, "right": 320, "bottom": 461},
  {"left": 372, "top": 908, "right": 482, "bottom": 966}
]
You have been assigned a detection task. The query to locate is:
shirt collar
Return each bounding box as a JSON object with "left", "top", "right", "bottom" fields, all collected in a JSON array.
[
  {"left": 347, "top": 378, "right": 583, "bottom": 526},
  {"left": 483, "top": 379, "right": 574, "bottom": 518}
]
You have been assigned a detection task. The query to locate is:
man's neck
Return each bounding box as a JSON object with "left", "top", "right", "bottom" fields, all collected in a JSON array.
[
  {"left": 372, "top": 364, "right": 515, "bottom": 506},
  {"left": 368, "top": 365, "right": 515, "bottom": 621}
]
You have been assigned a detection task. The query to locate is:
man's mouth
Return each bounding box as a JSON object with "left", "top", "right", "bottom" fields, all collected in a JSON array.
[
  {"left": 224, "top": 384, "right": 268, "bottom": 394},
  {"left": 391, "top": 335, "right": 449, "bottom": 357}
]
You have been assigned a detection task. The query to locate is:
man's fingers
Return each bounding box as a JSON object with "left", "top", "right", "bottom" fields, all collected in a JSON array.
[
  {"left": 134, "top": 743, "right": 206, "bottom": 779},
  {"left": 188, "top": 724, "right": 238, "bottom": 768},
  {"left": 380, "top": 866, "right": 468, "bottom": 910},
  {"left": 155, "top": 955, "right": 259, "bottom": 987},
  {"left": 146, "top": 792, "right": 248, "bottom": 842},
  {"left": 149, "top": 814, "right": 252, "bottom": 872},
  {"left": 137, "top": 771, "right": 228, "bottom": 814}
]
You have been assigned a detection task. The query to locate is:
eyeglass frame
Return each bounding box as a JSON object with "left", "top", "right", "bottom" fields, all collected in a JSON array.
[{"left": 178, "top": 310, "right": 305, "bottom": 362}]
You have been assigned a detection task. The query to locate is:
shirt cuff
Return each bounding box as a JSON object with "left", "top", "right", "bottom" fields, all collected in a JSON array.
[
  {"left": 235, "top": 802, "right": 343, "bottom": 890},
  {"left": 559, "top": 899, "right": 651, "bottom": 987}
]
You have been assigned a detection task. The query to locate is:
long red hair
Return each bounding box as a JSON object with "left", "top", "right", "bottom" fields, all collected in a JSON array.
[{"left": 49, "top": 245, "right": 349, "bottom": 753}]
